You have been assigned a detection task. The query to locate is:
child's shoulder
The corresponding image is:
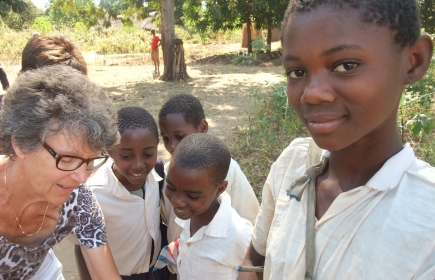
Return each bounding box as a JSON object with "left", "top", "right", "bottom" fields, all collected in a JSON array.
[
  {"left": 272, "top": 137, "right": 313, "bottom": 172},
  {"left": 407, "top": 157, "right": 435, "bottom": 189},
  {"left": 223, "top": 195, "right": 253, "bottom": 234}
]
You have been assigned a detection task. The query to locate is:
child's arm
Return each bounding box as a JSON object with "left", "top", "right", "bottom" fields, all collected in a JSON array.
[{"left": 237, "top": 242, "right": 264, "bottom": 280}]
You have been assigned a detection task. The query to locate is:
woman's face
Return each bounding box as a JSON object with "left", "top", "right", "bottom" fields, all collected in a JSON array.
[{"left": 14, "top": 130, "right": 101, "bottom": 206}]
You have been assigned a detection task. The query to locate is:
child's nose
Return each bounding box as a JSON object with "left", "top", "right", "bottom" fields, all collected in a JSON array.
[
  {"left": 132, "top": 156, "right": 145, "bottom": 169},
  {"left": 168, "top": 139, "right": 179, "bottom": 154},
  {"left": 300, "top": 74, "right": 336, "bottom": 104},
  {"left": 171, "top": 192, "right": 186, "bottom": 208}
]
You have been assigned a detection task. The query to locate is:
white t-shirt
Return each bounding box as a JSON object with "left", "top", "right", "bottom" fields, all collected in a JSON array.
[
  {"left": 176, "top": 192, "right": 252, "bottom": 280},
  {"left": 164, "top": 158, "right": 260, "bottom": 242},
  {"left": 31, "top": 249, "right": 64, "bottom": 280},
  {"left": 87, "top": 159, "right": 162, "bottom": 276},
  {"left": 253, "top": 137, "right": 435, "bottom": 280}
]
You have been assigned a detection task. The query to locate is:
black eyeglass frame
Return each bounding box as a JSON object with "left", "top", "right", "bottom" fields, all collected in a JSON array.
[{"left": 42, "top": 142, "right": 109, "bottom": 171}]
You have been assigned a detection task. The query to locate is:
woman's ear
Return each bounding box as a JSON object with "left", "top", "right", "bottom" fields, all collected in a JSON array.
[
  {"left": 199, "top": 119, "right": 209, "bottom": 133},
  {"left": 404, "top": 34, "right": 434, "bottom": 84},
  {"left": 11, "top": 137, "right": 25, "bottom": 159},
  {"left": 216, "top": 180, "right": 228, "bottom": 197}
]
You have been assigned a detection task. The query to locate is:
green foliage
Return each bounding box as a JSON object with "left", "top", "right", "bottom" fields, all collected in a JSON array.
[
  {"left": 400, "top": 54, "right": 435, "bottom": 138},
  {"left": 0, "top": 23, "right": 30, "bottom": 62},
  {"left": 230, "top": 79, "right": 308, "bottom": 196},
  {"left": 99, "top": 0, "right": 129, "bottom": 19},
  {"left": 1, "top": 0, "right": 39, "bottom": 30},
  {"left": 0, "top": 0, "right": 29, "bottom": 17},
  {"left": 231, "top": 37, "right": 270, "bottom": 65},
  {"left": 420, "top": 0, "right": 435, "bottom": 34},
  {"left": 183, "top": 0, "right": 243, "bottom": 37},
  {"left": 49, "top": 0, "right": 106, "bottom": 28},
  {"left": 32, "top": 16, "right": 54, "bottom": 34},
  {"left": 251, "top": 0, "right": 288, "bottom": 30}
]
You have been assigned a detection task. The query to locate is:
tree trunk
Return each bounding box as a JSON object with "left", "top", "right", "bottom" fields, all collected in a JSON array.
[
  {"left": 266, "top": 24, "right": 272, "bottom": 59},
  {"left": 160, "top": 0, "right": 189, "bottom": 81},
  {"left": 246, "top": 17, "right": 253, "bottom": 54}
]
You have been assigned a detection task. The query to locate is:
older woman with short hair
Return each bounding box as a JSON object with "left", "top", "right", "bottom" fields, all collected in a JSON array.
[{"left": 0, "top": 65, "right": 121, "bottom": 280}]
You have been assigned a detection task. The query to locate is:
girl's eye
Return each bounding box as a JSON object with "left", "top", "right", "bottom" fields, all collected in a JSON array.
[
  {"left": 333, "top": 62, "right": 359, "bottom": 72},
  {"left": 121, "top": 154, "right": 132, "bottom": 159},
  {"left": 286, "top": 69, "right": 305, "bottom": 79},
  {"left": 175, "top": 135, "right": 185, "bottom": 140},
  {"left": 161, "top": 136, "right": 169, "bottom": 142},
  {"left": 187, "top": 195, "right": 199, "bottom": 200},
  {"left": 143, "top": 153, "right": 154, "bottom": 158}
]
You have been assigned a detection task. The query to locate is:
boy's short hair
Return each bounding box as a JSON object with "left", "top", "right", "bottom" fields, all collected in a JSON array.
[
  {"left": 117, "top": 106, "right": 159, "bottom": 142},
  {"left": 283, "top": 0, "right": 420, "bottom": 47},
  {"left": 159, "top": 94, "right": 205, "bottom": 128},
  {"left": 21, "top": 35, "right": 88, "bottom": 75},
  {"left": 172, "top": 133, "right": 231, "bottom": 186}
]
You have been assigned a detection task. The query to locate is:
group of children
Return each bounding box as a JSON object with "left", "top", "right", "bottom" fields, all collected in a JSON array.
[
  {"left": 76, "top": 94, "right": 258, "bottom": 280},
  {"left": 5, "top": 0, "right": 435, "bottom": 278}
]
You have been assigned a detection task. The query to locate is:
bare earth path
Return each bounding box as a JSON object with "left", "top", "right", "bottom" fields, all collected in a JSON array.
[{"left": 6, "top": 54, "right": 284, "bottom": 279}]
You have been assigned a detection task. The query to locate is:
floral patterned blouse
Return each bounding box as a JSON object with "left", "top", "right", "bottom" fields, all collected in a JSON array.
[{"left": 0, "top": 185, "right": 106, "bottom": 280}]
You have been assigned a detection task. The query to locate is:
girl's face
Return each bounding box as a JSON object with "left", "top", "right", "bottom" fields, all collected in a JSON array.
[
  {"left": 283, "top": 6, "right": 408, "bottom": 151},
  {"left": 109, "top": 128, "right": 158, "bottom": 191}
]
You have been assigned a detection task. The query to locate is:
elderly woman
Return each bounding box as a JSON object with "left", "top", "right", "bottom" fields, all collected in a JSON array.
[{"left": 0, "top": 65, "right": 121, "bottom": 280}]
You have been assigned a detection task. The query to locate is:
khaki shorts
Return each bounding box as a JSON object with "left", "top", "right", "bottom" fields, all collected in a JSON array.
[{"left": 151, "top": 49, "right": 159, "bottom": 62}]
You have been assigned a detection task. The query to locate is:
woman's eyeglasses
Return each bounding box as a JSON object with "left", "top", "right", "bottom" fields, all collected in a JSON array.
[{"left": 42, "top": 142, "right": 108, "bottom": 171}]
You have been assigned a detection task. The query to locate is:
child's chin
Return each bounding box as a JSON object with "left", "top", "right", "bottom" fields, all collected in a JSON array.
[{"left": 174, "top": 209, "right": 192, "bottom": 220}]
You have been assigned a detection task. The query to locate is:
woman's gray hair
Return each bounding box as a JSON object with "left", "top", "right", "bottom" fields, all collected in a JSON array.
[{"left": 0, "top": 65, "right": 119, "bottom": 155}]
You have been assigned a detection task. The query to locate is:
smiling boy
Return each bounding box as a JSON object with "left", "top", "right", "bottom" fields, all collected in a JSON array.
[
  {"left": 164, "top": 133, "right": 253, "bottom": 279},
  {"left": 239, "top": 0, "right": 435, "bottom": 279}
]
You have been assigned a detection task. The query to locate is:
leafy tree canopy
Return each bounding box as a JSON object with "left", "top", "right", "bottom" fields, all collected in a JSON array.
[
  {"left": 0, "top": 0, "right": 29, "bottom": 17},
  {"left": 0, "top": 0, "right": 39, "bottom": 30}
]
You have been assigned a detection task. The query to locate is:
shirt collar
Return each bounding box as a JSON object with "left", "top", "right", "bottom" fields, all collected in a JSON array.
[
  {"left": 365, "top": 144, "right": 415, "bottom": 191},
  {"left": 86, "top": 158, "right": 163, "bottom": 199},
  {"left": 175, "top": 192, "right": 232, "bottom": 242}
]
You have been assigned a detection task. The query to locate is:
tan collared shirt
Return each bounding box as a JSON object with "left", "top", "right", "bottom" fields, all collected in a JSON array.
[
  {"left": 87, "top": 159, "right": 162, "bottom": 276},
  {"left": 253, "top": 137, "right": 435, "bottom": 280}
]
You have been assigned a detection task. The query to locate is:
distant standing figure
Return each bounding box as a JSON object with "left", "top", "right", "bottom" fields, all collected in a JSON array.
[
  {"left": 150, "top": 29, "right": 161, "bottom": 73},
  {"left": 0, "top": 62, "right": 9, "bottom": 91}
]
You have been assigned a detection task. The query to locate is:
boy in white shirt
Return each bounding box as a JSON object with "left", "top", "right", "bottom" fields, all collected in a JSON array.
[
  {"left": 157, "top": 133, "right": 253, "bottom": 280},
  {"left": 158, "top": 94, "right": 259, "bottom": 241}
]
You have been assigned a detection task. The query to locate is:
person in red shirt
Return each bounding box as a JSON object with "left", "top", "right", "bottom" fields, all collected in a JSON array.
[{"left": 150, "top": 29, "right": 161, "bottom": 73}]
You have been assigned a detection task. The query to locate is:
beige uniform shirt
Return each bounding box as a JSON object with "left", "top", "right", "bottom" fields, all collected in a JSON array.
[
  {"left": 253, "top": 137, "right": 435, "bottom": 280},
  {"left": 87, "top": 159, "right": 162, "bottom": 276},
  {"left": 164, "top": 158, "right": 260, "bottom": 242}
]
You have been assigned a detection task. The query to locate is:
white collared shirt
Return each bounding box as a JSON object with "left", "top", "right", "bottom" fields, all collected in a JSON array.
[
  {"left": 164, "top": 158, "right": 260, "bottom": 242},
  {"left": 87, "top": 158, "right": 162, "bottom": 276},
  {"left": 175, "top": 192, "right": 252, "bottom": 280},
  {"left": 252, "top": 137, "right": 435, "bottom": 280}
]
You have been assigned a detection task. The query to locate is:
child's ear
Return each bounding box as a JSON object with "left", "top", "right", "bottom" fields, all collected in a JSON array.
[
  {"left": 216, "top": 180, "right": 228, "bottom": 197},
  {"left": 404, "top": 34, "right": 434, "bottom": 85},
  {"left": 199, "top": 119, "right": 208, "bottom": 133}
]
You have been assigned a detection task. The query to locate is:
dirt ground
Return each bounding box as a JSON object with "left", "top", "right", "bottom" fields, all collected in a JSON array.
[{"left": 4, "top": 42, "right": 284, "bottom": 279}]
